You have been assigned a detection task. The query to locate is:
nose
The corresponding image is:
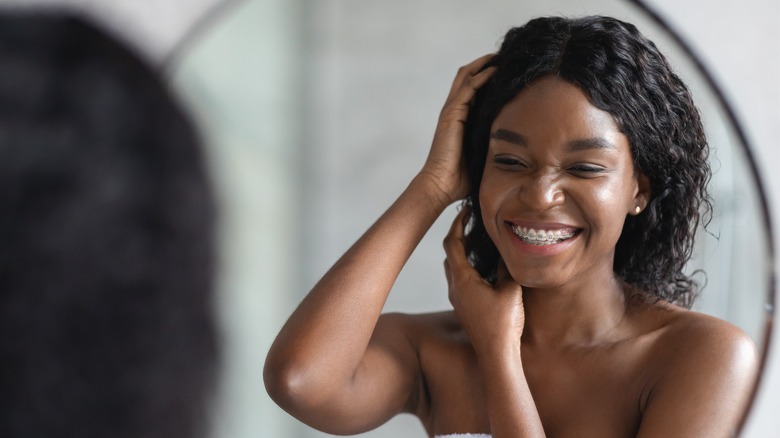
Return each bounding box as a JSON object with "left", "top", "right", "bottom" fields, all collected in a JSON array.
[{"left": 517, "top": 171, "right": 565, "bottom": 211}]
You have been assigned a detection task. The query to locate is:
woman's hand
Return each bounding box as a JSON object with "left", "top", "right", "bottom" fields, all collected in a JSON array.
[
  {"left": 417, "top": 54, "right": 496, "bottom": 209},
  {"left": 443, "top": 206, "right": 525, "bottom": 355},
  {"left": 444, "top": 207, "right": 545, "bottom": 437}
]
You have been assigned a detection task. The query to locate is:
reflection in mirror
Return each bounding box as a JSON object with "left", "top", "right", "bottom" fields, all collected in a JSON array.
[{"left": 168, "top": 0, "right": 773, "bottom": 436}]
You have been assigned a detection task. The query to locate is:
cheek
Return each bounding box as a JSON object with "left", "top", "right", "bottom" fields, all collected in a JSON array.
[
  {"left": 592, "top": 182, "right": 622, "bottom": 212},
  {"left": 587, "top": 176, "right": 635, "bottom": 238}
]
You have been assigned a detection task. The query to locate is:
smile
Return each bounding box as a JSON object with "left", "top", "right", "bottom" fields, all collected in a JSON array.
[{"left": 510, "top": 225, "right": 577, "bottom": 246}]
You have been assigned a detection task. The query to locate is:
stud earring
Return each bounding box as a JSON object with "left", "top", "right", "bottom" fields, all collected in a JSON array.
[{"left": 635, "top": 206, "right": 641, "bottom": 214}]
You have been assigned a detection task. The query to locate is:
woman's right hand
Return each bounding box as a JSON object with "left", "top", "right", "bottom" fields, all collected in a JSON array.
[{"left": 418, "top": 54, "right": 496, "bottom": 209}]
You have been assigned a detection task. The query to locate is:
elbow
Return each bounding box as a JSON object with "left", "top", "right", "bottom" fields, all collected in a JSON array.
[
  {"left": 263, "top": 353, "right": 332, "bottom": 415},
  {"left": 264, "top": 357, "right": 373, "bottom": 435},
  {"left": 263, "top": 355, "right": 306, "bottom": 410}
]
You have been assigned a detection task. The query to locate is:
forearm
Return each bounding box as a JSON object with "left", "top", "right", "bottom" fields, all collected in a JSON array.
[
  {"left": 478, "top": 342, "right": 546, "bottom": 438},
  {"left": 264, "top": 175, "right": 448, "bottom": 404}
]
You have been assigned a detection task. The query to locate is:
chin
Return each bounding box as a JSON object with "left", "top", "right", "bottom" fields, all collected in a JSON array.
[{"left": 512, "top": 272, "right": 570, "bottom": 290}]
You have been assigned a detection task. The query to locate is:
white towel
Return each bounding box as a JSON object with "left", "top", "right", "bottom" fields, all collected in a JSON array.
[{"left": 435, "top": 435, "right": 491, "bottom": 438}]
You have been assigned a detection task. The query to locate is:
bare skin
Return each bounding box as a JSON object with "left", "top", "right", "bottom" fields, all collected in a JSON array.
[{"left": 264, "top": 55, "right": 759, "bottom": 437}]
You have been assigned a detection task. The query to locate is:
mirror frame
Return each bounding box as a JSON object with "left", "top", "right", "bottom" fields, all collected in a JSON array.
[{"left": 628, "top": 1, "right": 776, "bottom": 430}]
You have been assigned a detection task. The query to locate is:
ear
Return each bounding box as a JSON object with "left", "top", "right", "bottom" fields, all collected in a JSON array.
[{"left": 630, "top": 171, "right": 651, "bottom": 216}]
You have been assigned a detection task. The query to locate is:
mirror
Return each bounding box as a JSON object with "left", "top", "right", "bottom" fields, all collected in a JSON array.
[{"left": 167, "top": 0, "right": 774, "bottom": 436}]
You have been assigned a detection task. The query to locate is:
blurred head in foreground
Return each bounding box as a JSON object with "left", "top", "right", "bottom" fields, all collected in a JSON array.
[{"left": 0, "top": 11, "right": 218, "bottom": 438}]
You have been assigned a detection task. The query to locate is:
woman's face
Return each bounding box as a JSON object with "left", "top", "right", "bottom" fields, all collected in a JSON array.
[{"left": 479, "top": 76, "right": 649, "bottom": 289}]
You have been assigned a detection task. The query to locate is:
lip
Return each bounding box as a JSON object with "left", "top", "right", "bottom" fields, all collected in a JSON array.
[{"left": 504, "top": 221, "right": 582, "bottom": 256}]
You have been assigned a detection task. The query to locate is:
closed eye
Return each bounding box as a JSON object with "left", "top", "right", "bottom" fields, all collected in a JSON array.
[
  {"left": 569, "top": 164, "right": 607, "bottom": 176},
  {"left": 494, "top": 156, "right": 527, "bottom": 169}
]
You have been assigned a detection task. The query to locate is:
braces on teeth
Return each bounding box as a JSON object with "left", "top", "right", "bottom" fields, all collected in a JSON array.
[{"left": 511, "top": 225, "right": 575, "bottom": 245}]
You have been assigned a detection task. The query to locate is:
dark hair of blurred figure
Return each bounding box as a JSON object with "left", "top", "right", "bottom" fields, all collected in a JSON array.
[{"left": 0, "top": 11, "right": 218, "bottom": 438}]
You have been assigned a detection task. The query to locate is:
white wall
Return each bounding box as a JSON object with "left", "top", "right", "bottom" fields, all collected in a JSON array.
[{"left": 170, "top": 2, "right": 304, "bottom": 437}]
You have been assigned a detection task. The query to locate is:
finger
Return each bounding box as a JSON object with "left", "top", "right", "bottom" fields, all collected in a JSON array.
[
  {"left": 467, "top": 65, "right": 497, "bottom": 91},
  {"left": 440, "top": 66, "right": 497, "bottom": 123},
  {"left": 448, "top": 54, "right": 494, "bottom": 91},
  {"left": 446, "top": 65, "right": 497, "bottom": 105},
  {"left": 444, "top": 258, "right": 456, "bottom": 305},
  {"left": 447, "top": 66, "right": 497, "bottom": 109},
  {"left": 443, "top": 207, "right": 473, "bottom": 273},
  {"left": 448, "top": 53, "right": 495, "bottom": 95},
  {"left": 447, "top": 205, "right": 470, "bottom": 241},
  {"left": 443, "top": 258, "right": 452, "bottom": 283}
]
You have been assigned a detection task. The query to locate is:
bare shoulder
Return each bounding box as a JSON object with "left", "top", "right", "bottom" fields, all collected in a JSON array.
[
  {"left": 635, "top": 302, "right": 759, "bottom": 436},
  {"left": 647, "top": 304, "right": 757, "bottom": 369}
]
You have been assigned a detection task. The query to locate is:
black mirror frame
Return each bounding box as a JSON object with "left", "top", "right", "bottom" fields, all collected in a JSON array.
[{"left": 628, "top": 0, "right": 775, "bottom": 432}]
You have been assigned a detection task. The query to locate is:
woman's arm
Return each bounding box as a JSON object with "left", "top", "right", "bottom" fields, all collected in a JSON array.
[
  {"left": 263, "top": 55, "right": 496, "bottom": 434},
  {"left": 443, "top": 208, "right": 546, "bottom": 437}
]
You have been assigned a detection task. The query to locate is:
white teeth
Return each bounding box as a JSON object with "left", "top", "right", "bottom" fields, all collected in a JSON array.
[{"left": 511, "top": 225, "right": 576, "bottom": 245}]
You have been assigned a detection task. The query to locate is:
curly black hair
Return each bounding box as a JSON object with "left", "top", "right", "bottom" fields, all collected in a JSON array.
[
  {"left": 0, "top": 12, "right": 218, "bottom": 438},
  {"left": 462, "top": 16, "right": 711, "bottom": 308}
]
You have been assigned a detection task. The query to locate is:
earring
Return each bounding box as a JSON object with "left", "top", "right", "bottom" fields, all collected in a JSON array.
[{"left": 635, "top": 206, "right": 641, "bottom": 214}]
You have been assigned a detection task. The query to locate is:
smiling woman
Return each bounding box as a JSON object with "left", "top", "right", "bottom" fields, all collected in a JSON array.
[
  {"left": 463, "top": 16, "right": 709, "bottom": 312},
  {"left": 477, "top": 76, "right": 648, "bottom": 288},
  {"left": 262, "top": 14, "right": 758, "bottom": 438}
]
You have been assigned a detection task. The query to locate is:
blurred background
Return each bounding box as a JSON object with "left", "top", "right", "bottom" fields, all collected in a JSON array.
[{"left": 2, "top": 0, "right": 778, "bottom": 437}]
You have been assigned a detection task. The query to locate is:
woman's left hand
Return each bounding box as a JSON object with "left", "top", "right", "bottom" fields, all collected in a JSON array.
[
  {"left": 443, "top": 206, "right": 525, "bottom": 355},
  {"left": 444, "top": 207, "right": 547, "bottom": 437}
]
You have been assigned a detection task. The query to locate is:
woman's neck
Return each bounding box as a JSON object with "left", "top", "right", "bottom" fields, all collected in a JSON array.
[{"left": 520, "top": 265, "right": 631, "bottom": 349}]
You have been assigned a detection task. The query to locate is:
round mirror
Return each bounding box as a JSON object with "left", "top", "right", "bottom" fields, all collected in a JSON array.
[{"left": 167, "top": 0, "right": 774, "bottom": 436}]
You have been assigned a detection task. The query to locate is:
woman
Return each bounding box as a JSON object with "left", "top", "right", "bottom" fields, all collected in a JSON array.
[{"left": 264, "top": 16, "right": 757, "bottom": 437}]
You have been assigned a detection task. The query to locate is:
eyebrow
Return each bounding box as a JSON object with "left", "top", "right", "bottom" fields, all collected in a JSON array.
[
  {"left": 567, "top": 137, "right": 618, "bottom": 151},
  {"left": 490, "top": 129, "right": 617, "bottom": 151},
  {"left": 490, "top": 129, "right": 527, "bottom": 145}
]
